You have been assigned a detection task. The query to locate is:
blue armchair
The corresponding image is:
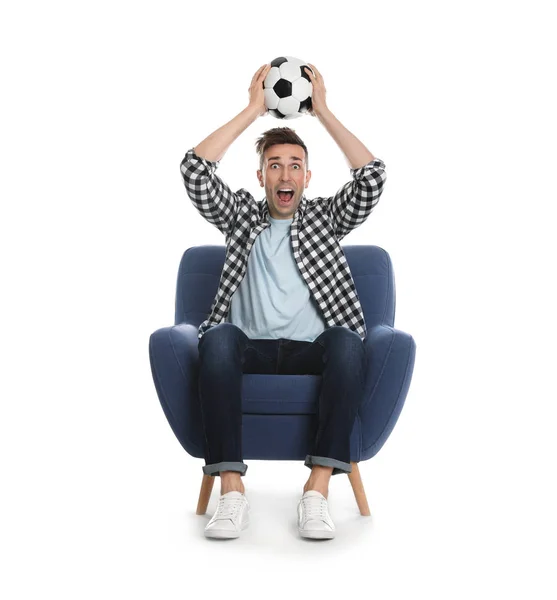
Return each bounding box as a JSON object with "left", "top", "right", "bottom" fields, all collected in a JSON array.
[{"left": 149, "top": 245, "right": 416, "bottom": 516}]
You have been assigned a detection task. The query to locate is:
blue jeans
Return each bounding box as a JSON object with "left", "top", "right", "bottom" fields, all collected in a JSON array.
[{"left": 197, "top": 323, "right": 367, "bottom": 477}]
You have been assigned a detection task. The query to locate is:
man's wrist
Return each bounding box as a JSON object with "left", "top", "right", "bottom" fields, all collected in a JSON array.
[
  {"left": 245, "top": 103, "right": 264, "bottom": 120},
  {"left": 314, "top": 106, "right": 333, "bottom": 121}
]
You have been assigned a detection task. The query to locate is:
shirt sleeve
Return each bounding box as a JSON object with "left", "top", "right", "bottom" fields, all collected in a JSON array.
[
  {"left": 179, "top": 147, "right": 241, "bottom": 237},
  {"left": 326, "top": 158, "right": 387, "bottom": 239}
]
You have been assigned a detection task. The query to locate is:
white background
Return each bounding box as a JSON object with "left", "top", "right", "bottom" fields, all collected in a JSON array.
[{"left": 1, "top": 0, "right": 556, "bottom": 597}]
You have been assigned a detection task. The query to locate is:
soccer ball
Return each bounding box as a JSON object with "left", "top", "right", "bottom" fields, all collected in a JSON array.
[{"left": 263, "top": 56, "right": 313, "bottom": 119}]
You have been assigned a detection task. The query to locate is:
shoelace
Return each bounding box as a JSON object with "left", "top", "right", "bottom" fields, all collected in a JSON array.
[
  {"left": 214, "top": 496, "right": 245, "bottom": 520},
  {"left": 301, "top": 496, "right": 328, "bottom": 520}
]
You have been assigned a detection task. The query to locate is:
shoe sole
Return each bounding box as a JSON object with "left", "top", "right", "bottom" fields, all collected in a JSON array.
[
  {"left": 298, "top": 527, "right": 335, "bottom": 540},
  {"left": 204, "top": 517, "right": 250, "bottom": 539}
]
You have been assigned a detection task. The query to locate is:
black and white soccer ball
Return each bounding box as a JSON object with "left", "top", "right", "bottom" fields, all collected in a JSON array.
[{"left": 263, "top": 56, "right": 313, "bottom": 119}]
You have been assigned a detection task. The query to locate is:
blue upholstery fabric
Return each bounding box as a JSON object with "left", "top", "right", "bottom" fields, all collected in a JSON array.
[{"left": 149, "top": 245, "right": 416, "bottom": 464}]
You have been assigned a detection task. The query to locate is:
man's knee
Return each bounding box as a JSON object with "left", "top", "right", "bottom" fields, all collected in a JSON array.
[
  {"left": 199, "top": 322, "right": 247, "bottom": 357},
  {"left": 321, "top": 327, "right": 365, "bottom": 360}
]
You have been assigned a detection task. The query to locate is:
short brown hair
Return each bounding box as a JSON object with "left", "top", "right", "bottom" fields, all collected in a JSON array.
[{"left": 255, "top": 127, "right": 308, "bottom": 171}]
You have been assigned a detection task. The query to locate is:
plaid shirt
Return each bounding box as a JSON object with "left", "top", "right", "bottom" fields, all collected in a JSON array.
[{"left": 180, "top": 147, "right": 387, "bottom": 341}]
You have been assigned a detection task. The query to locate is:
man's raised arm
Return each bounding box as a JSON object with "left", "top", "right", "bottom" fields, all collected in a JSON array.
[
  {"left": 180, "top": 64, "right": 272, "bottom": 236},
  {"left": 304, "top": 63, "right": 376, "bottom": 169},
  {"left": 303, "top": 63, "right": 386, "bottom": 240},
  {"left": 194, "top": 64, "right": 271, "bottom": 162}
]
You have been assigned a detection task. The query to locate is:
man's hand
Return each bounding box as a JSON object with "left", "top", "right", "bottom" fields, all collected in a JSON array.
[
  {"left": 304, "top": 63, "right": 328, "bottom": 118},
  {"left": 248, "top": 64, "right": 272, "bottom": 117}
]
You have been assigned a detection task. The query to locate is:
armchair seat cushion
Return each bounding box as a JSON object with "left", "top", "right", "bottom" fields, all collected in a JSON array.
[{"left": 242, "top": 374, "right": 321, "bottom": 415}]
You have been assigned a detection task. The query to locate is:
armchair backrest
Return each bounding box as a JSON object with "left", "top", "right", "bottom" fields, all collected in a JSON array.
[{"left": 175, "top": 245, "right": 395, "bottom": 330}]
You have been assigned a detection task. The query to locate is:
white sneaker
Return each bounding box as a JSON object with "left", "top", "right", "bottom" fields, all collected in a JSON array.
[
  {"left": 297, "top": 490, "right": 335, "bottom": 539},
  {"left": 204, "top": 491, "right": 250, "bottom": 539}
]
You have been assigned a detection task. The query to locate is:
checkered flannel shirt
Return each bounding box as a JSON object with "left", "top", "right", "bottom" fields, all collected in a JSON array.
[{"left": 180, "top": 147, "right": 387, "bottom": 341}]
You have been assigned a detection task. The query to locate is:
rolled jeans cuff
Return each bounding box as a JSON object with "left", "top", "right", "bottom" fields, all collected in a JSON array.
[
  {"left": 202, "top": 461, "right": 248, "bottom": 477},
  {"left": 304, "top": 455, "right": 352, "bottom": 475}
]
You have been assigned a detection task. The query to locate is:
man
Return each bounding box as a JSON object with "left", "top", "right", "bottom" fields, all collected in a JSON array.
[{"left": 179, "top": 63, "right": 387, "bottom": 540}]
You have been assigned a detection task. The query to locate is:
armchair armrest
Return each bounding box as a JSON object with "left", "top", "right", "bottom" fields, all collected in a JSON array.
[
  {"left": 148, "top": 323, "right": 204, "bottom": 457},
  {"left": 360, "top": 324, "right": 417, "bottom": 457}
]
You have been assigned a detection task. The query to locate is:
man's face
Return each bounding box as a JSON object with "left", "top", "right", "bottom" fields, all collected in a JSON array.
[{"left": 257, "top": 144, "right": 311, "bottom": 219}]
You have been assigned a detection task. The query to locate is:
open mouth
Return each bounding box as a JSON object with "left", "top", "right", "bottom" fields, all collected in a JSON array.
[{"left": 277, "top": 189, "right": 294, "bottom": 204}]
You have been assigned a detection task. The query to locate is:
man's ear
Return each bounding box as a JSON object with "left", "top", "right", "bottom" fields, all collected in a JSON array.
[
  {"left": 257, "top": 169, "right": 263, "bottom": 186},
  {"left": 305, "top": 169, "right": 312, "bottom": 188}
]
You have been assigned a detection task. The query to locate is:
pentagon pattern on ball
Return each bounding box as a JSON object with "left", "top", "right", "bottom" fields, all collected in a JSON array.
[
  {"left": 264, "top": 55, "right": 313, "bottom": 119},
  {"left": 274, "top": 78, "right": 292, "bottom": 98},
  {"left": 270, "top": 56, "right": 288, "bottom": 68}
]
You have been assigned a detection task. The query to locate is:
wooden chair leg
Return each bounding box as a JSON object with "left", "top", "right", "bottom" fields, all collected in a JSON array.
[
  {"left": 196, "top": 473, "right": 215, "bottom": 515},
  {"left": 347, "top": 461, "right": 371, "bottom": 516}
]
